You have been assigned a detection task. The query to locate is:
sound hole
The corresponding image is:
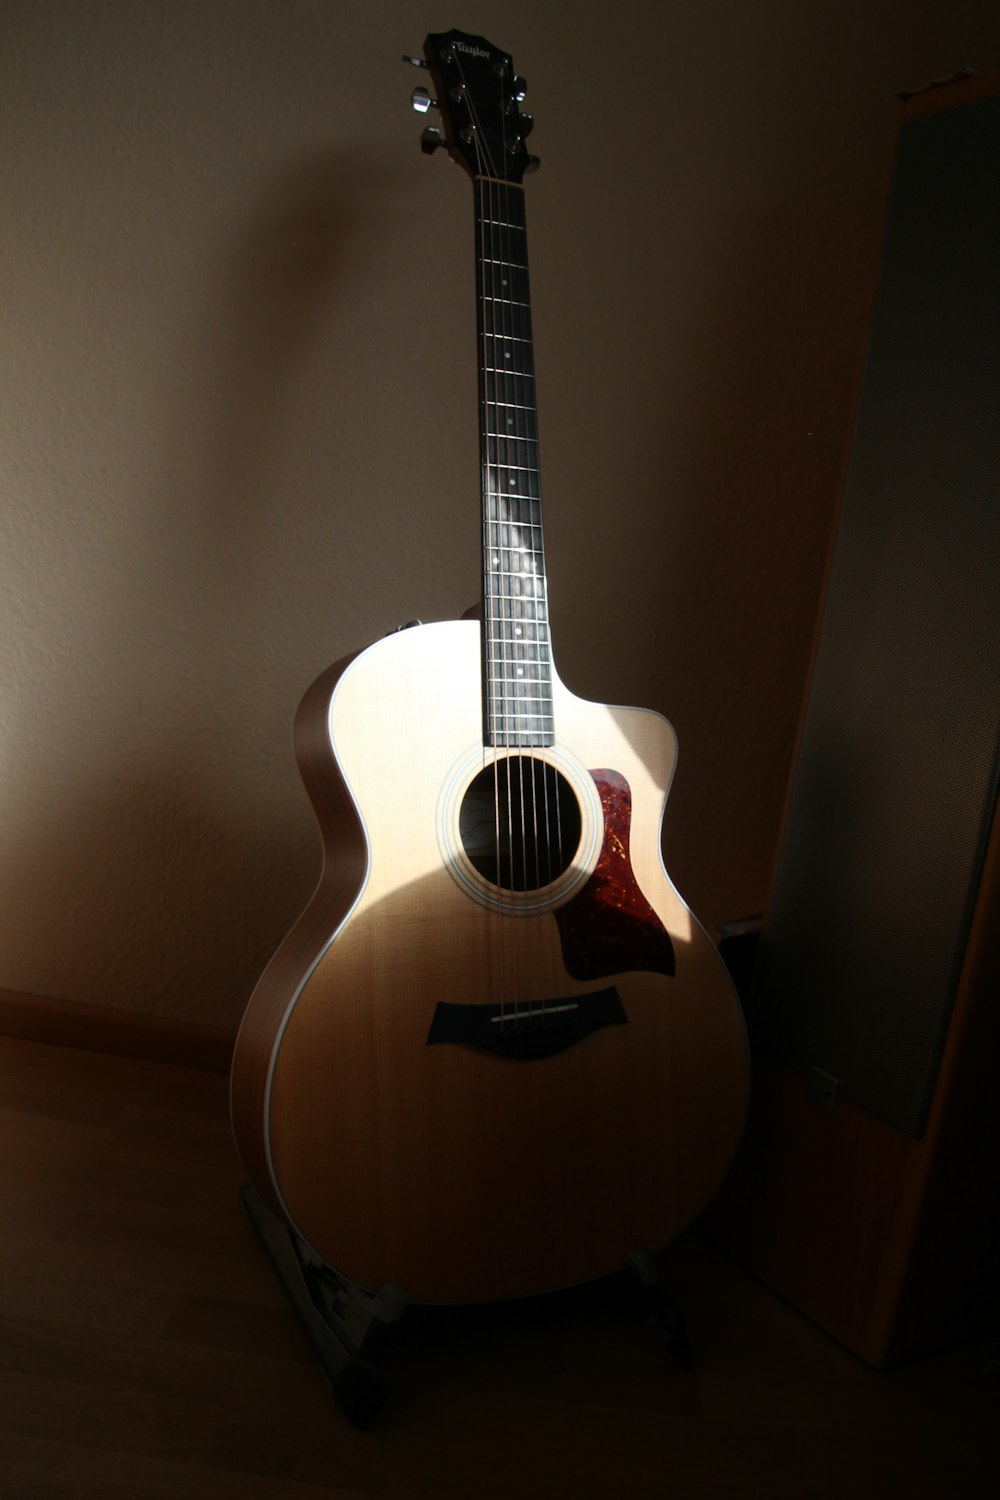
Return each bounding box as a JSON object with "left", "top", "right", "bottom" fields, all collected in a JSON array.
[{"left": 459, "top": 756, "right": 582, "bottom": 892}]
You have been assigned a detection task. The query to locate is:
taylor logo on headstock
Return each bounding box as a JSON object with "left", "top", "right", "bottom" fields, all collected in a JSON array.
[{"left": 454, "top": 41, "right": 490, "bottom": 58}]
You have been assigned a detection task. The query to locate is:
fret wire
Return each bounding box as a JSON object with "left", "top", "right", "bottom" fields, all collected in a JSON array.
[
  {"left": 486, "top": 610, "right": 549, "bottom": 620},
  {"left": 491, "top": 722, "right": 555, "bottom": 731},
  {"left": 486, "top": 629, "right": 550, "bottom": 639},
  {"left": 487, "top": 647, "right": 549, "bottom": 656},
  {"left": 487, "top": 646, "right": 549, "bottom": 656},
  {"left": 484, "top": 595, "right": 548, "bottom": 606},
  {"left": 485, "top": 648, "right": 551, "bottom": 657},
  {"left": 485, "top": 592, "right": 548, "bottom": 600}
]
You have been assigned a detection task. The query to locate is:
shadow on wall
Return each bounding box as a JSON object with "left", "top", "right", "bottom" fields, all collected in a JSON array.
[{"left": 2, "top": 151, "right": 402, "bottom": 1027}]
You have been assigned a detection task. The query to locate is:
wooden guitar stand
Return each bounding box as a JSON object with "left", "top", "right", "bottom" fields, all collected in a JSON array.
[
  {"left": 240, "top": 1184, "right": 407, "bottom": 1428},
  {"left": 241, "top": 1183, "right": 691, "bottom": 1428}
]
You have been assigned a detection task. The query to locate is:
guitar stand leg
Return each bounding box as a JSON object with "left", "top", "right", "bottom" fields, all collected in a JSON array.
[
  {"left": 240, "top": 1184, "right": 407, "bottom": 1428},
  {"left": 626, "top": 1250, "right": 693, "bottom": 1371}
]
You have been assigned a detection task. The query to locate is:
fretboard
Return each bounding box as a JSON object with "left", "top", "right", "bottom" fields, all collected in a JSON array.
[{"left": 475, "top": 176, "right": 553, "bottom": 748}]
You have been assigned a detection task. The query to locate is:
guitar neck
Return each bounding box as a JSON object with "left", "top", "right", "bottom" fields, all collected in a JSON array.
[{"left": 475, "top": 176, "right": 554, "bottom": 749}]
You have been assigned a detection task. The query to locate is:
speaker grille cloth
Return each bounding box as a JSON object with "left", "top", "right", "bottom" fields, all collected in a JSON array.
[{"left": 757, "top": 94, "right": 1000, "bottom": 1137}]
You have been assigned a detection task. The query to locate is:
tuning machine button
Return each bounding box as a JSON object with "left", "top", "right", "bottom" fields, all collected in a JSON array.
[
  {"left": 401, "top": 54, "right": 428, "bottom": 69},
  {"left": 411, "top": 87, "right": 438, "bottom": 114},
  {"left": 512, "top": 76, "right": 527, "bottom": 102},
  {"left": 518, "top": 112, "right": 534, "bottom": 138},
  {"left": 420, "top": 126, "right": 445, "bottom": 155}
]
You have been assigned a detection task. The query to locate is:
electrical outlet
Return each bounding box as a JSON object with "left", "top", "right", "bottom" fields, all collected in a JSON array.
[{"left": 807, "top": 1067, "right": 839, "bottom": 1113}]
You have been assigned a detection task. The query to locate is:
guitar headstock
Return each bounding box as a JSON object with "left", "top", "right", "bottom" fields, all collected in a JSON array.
[{"left": 404, "top": 30, "right": 537, "bottom": 182}]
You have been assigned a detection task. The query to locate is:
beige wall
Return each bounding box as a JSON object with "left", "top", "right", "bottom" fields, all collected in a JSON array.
[{"left": 3, "top": 0, "right": 999, "bottom": 1027}]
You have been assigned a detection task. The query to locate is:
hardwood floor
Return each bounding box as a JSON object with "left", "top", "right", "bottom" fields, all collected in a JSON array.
[{"left": 0, "top": 1031, "right": 996, "bottom": 1498}]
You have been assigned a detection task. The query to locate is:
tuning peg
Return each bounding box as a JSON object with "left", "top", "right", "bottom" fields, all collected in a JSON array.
[
  {"left": 525, "top": 155, "right": 541, "bottom": 174},
  {"left": 411, "top": 86, "right": 438, "bottom": 114},
  {"left": 518, "top": 112, "right": 535, "bottom": 138},
  {"left": 512, "top": 76, "right": 527, "bottom": 101},
  {"left": 401, "top": 54, "right": 428, "bottom": 69},
  {"left": 420, "top": 126, "right": 445, "bottom": 155}
]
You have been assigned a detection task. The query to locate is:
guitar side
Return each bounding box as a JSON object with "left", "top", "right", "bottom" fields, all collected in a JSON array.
[
  {"left": 230, "top": 646, "right": 369, "bottom": 1215},
  {"left": 231, "top": 619, "right": 749, "bottom": 1304}
]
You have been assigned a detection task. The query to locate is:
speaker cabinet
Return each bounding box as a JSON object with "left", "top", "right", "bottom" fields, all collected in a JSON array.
[{"left": 706, "top": 71, "right": 1000, "bottom": 1368}]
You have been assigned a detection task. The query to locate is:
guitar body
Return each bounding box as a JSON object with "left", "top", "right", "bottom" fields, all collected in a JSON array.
[
  {"left": 233, "top": 29, "right": 748, "bottom": 1307},
  {"left": 231, "top": 619, "right": 748, "bottom": 1303}
]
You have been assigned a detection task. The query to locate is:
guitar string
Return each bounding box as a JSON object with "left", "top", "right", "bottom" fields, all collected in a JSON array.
[
  {"left": 491, "top": 71, "right": 545, "bottom": 1023},
  {"left": 512, "top": 169, "right": 547, "bottom": 900},
  {"left": 486, "top": 160, "right": 516, "bottom": 1025},
  {"left": 486, "top": 63, "right": 557, "bottom": 1024},
  {"left": 498, "top": 74, "right": 550, "bottom": 1015},
  {"left": 492, "top": 80, "right": 551, "bottom": 1022},
  {"left": 459, "top": 51, "right": 571, "bottom": 1031},
  {"left": 462, "top": 56, "right": 519, "bottom": 1028},
  {"left": 515, "top": 169, "right": 556, "bottom": 900},
  {"left": 492, "top": 104, "right": 559, "bottom": 901},
  {"left": 490, "top": 79, "right": 527, "bottom": 1025},
  {"left": 488, "top": 100, "right": 523, "bottom": 899},
  {"left": 495, "top": 117, "right": 534, "bottom": 1023}
]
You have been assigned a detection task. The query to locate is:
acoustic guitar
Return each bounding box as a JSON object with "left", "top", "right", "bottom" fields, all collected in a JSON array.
[{"left": 231, "top": 29, "right": 749, "bottom": 1305}]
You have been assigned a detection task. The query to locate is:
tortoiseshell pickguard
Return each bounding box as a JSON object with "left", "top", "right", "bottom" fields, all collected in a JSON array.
[{"left": 554, "top": 769, "right": 675, "bottom": 979}]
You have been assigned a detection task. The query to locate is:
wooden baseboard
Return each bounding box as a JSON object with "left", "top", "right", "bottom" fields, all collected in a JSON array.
[{"left": 0, "top": 988, "right": 236, "bottom": 1074}]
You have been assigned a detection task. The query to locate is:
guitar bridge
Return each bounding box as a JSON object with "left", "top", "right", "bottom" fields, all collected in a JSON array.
[{"left": 426, "top": 986, "right": 626, "bottom": 1059}]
